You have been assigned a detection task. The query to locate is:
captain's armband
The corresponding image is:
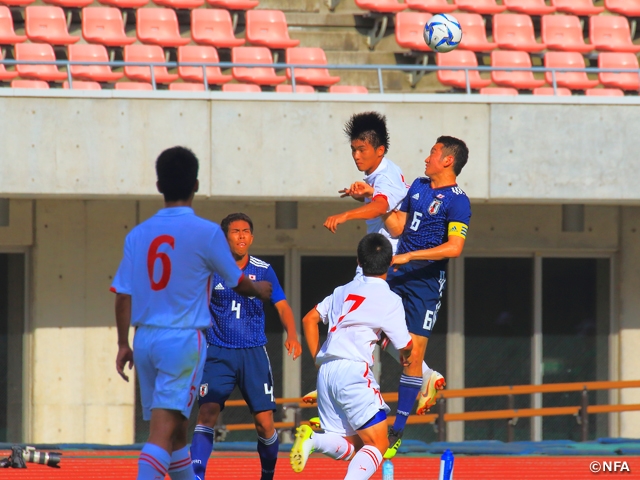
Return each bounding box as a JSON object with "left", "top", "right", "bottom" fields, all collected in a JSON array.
[{"left": 448, "top": 221, "right": 468, "bottom": 239}]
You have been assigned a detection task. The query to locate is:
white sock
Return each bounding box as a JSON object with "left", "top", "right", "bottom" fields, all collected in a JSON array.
[
  {"left": 312, "top": 432, "right": 355, "bottom": 460},
  {"left": 344, "top": 445, "right": 382, "bottom": 480},
  {"left": 385, "top": 343, "right": 432, "bottom": 380}
]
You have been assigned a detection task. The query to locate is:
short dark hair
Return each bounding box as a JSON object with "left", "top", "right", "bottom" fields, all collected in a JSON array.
[
  {"left": 155, "top": 146, "right": 199, "bottom": 202},
  {"left": 357, "top": 233, "right": 393, "bottom": 276},
  {"left": 437, "top": 135, "right": 468, "bottom": 176},
  {"left": 221, "top": 213, "right": 254, "bottom": 236},
  {"left": 344, "top": 112, "right": 390, "bottom": 154}
]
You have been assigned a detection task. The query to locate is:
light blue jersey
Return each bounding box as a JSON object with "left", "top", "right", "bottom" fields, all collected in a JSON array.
[{"left": 111, "top": 207, "right": 242, "bottom": 329}]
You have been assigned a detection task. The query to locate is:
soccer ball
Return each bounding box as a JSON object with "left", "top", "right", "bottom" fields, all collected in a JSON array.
[{"left": 423, "top": 14, "right": 463, "bottom": 53}]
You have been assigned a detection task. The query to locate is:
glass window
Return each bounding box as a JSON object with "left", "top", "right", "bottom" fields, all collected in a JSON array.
[
  {"left": 464, "top": 258, "right": 533, "bottom": 441},
  {"left": 542, "top": 258, "right": 610, "bottom": 440}
]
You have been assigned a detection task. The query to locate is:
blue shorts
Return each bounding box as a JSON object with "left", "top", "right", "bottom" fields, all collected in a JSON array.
[
  {"left": 387, "top": 262, "right": 446, "bottom": 338},
  {"left": 198, "top": 344, "right": 276, "bottom": 413},
  {"left": 134, "top": 326, "right": 206, "bottom": 421}
]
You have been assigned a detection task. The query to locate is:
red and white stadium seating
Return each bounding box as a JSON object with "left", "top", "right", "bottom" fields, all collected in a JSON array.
[
  {"left": 25, "top": 6, "right": 80, "bottom": 45},
  {"left": 123, "top": 44, "right": 179, "bottom": 83},
  {"left": 544, "top": 51, "right": 599, "bottom": 90},
  {"left": 69, "top": 44, "right": 124, "bottom": 82},
  {"left": 541, "top": 15, "right": 595, "bottom": 53},
  {"left": 491, "top": 50, "right": 546, "bottom": 89},
  {"left": 457, "top": 13, "right": 498, "bottom": 52},
  {"left": 597, "top": 52, "right": 640, "bottom": 91},
  {"left": 0, "top": 6, "right": 26, "bottom": 44},
  {"left": 436, "top": 49, "right": 492, "bottom": 90},
  {"left": 191, "top": 9, "right": 244, "bottom": 48},
  {"left": 395, "top": 12, "right": 433, "bottom": 51},
  {"left": 503, "top": 0, "right": 556, "bottom": 15},
  {"left": 493, "top": 14, "right": 546, "bottom": 52},
  {"left": 245, "top": 10, "right": 300, "bottom": 49},
  {"left": 285, "top": 47, "right": 340, "bottom": 86},
  {"left": 16, "top": 43, "right": 68, "bottom": 82},
  {"left": 178, "top": 45, "right": 233, "bottom": 85},
  {"left": 82, "top": 7, "right": 136, "bottom": 47},
  {"left": 137, "top": 8, "right": 190, "bottom": 47},
  {"left": 231, "top": 46, "right": 286, "bottom": 85}
]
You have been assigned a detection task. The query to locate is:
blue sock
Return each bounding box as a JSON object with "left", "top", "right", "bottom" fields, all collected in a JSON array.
[
  {"left": 392, "top": 374, "right": 422, "bottom": 433},
  {"left": 190, "top": 424, "right": 215, "bottom": 480},
  {"left": 257, "top": 431, "right": 279, "bottom": 480},
  {"left": 168, "top": 445, "right": 194, "bottom": 480},
  {"left": 138, "top": 443, "right": 170, "bottom": 480}
]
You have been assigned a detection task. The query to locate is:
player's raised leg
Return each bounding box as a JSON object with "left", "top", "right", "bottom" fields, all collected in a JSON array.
[{"left": 344, "top": 413, "right": 388, "bottom": 480}]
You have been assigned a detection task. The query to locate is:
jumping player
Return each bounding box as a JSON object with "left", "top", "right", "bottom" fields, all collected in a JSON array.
[
  {"left": 112, "top": 147, "right": 272, "bottom": 480},
  {"left": 290, "top": 233, "right": 413, "bottom": 480},
  {"left": 383, "top": 136, "right": 471, "bottom": 458},
  {"left": 190, "top": 213, "right": 302, "bottom": 480}
]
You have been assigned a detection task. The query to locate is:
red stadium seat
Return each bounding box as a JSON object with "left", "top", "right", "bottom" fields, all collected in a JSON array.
[
  {"left": 604, "top": 0, "right": 640, "bottom": 17},
  {"left": 590, "top": 16, "right": 640, "bottom": 53},
  {"left": 533, "top": 86, "right": 571, "bottom": 95},
  {"left": 82, "top": 7, "right": 136, "bottom": 47},
  {"left": 115, "top": 81, "right": 153, "bottom": 89},
  {"left": 169, "top": 82, "right": 206, "bottom": 90},
  {"left": 544, "top": 51, "right": 599, "bottom": 90},
  {"left": 491, "top": 50, "right": 546, "bottom": 89},
  {"left": 597, "top": 52, "right": 640, "bottom": 90},
  {"left": 16, "top": 43, "right": 68, "bottom": 81},
  {"left": 275, "top": 84, "right": 315, "bottom": 93},
  {"left": 457, "top": 13, "right": 498, "bottom": 52},
  {"left": 436, "top": 49, "right": 492, "bottom": 89},
  {"left": 0, "top": 6, "right": 26, "bottom": 44},
  {"left": 285, "top": 47, "right": 340, "bottom": 86},
  {"left": 44, "top": 0, "right": 93, "bottom": 8},
  {"left": 69, "top": 44, "right": 124, "bottom": 82},
  {"left": 231, "top": 46, "right": 286, "bottom": 85},
  {"left": 355, "top": 0, "right": 407, "bottom": 12},
  {"left": 455, "top": 0, "right": 506, "bottom": 15},
  {"left": 551, "top": 0, "right": 604, "bottom": 16},
  {"left": 25, "top": 6, "right": 80, "bottom": 45},
  {"left": 503, "top": 0, "right": 555, "bottom": 15},
  {"left": 404, "top": 0, "right": 455, "bottom": 13},
  {"left": 395, "top": 12, "right": 433, "bottom": 52},
  {"left": 0, "top": 0, "right": 34, "bottom": 6},
  {"left": 328, "top": 85, "right": 369, "bottom": 93},
  {"left": 178, "top": 45, "right": 232, "bottom": 85},
  {"left": 493, "top": 14, "right": 546, "bottom": 52},
  {"left": 64, "top": 80, "right": 102, "bottom": 89},
  {"left": 124, "top": 45, "right": 179, "bottom": 83},
  {"left": 207, "top": 0, "right": 258, "bottom": 10},
  {"left": 479, "top": 87, "right": 519, "bottom": 95},
  {"left": 191, "top": 9, "right": 244, "bottom": 48},
  {"left": 222, "top": 83, "right": 262, "bottom": 92},
  {"left": 0, "top": 50, "right": 17, "bottom": 80},
  {"left": 585, "top": 87, "right": 624, "bottom": 96},
  {"left": 137, "top": 8, "right": 190, "bottom": 47},
  {"left": 11, "top": 79, "right": 49, "bottom": 88},
  {"left": 541, "top": 15, "right": 594, "bottom": 53},
  {"left": 98, "top": 0, "right": 148, "bottom": 7},
  {"left": 245, "top": 10, "right": 300, "bottom": 49},
  {"left": 154, "top": 0, "right": 204, "bottom": 9}
]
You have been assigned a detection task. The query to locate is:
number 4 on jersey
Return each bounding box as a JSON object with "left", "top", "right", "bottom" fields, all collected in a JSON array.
[{"left": 231, "top": 300, "right": 241, "bottom": 319}]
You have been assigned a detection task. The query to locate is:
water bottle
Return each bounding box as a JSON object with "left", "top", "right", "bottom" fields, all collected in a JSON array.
[
  {"left": 438, "top": 449, "right": 454, "bottom": 480},
  {"left": 382, "top": 459, "right": 394, "bottom": 480}
]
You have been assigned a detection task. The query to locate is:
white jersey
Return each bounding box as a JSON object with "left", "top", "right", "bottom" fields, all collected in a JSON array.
[
  {"left": 363, "top": 156, "right": 409, "bottom": 254},
  {"left": 111, "top": 206, "right": 242, "bottom": 329},
  {"left": 315, "top": 275, "right": 412, "bottom": 366}
]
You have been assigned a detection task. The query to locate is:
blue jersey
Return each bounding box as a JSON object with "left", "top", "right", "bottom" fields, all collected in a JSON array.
[
  {"left": 396, "top": 178, "right": 471, "bottom": 267},
  {"left": 206, "top": 256, "right": 286, "bottom": 348}
]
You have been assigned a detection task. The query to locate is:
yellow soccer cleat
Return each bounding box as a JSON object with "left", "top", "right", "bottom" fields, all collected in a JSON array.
[
  {"left": 309, "top": 417, "right": 321, "bottom": 429},
  {"left": 290, "top": 424, "right": 315, "bottom": 473},
  {"left": 383, "top": 427, "right": 403, "bottom": 459},
  {"left": 302, "top": 390, "right": 317, "bottom": 404},
  {"left": 416, "top": 370, "right": 446, "bottom": 415}
]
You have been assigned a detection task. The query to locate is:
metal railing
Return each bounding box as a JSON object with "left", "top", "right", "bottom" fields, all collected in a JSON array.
[{"left": 2, "top": 58, "right": 640, "bottom": 94}]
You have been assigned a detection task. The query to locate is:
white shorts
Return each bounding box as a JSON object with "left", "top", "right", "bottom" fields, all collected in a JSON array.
[
  {"left": 317, "top": 358, "right": 389, "bottom": 437},
  {"left": 133, "top": 326, "right": 206, "bottom": 421}
]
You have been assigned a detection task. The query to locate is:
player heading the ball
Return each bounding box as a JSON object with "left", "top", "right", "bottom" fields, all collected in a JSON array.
[{"left": 111, "top": 146, "right": 272, "bottom": 480}]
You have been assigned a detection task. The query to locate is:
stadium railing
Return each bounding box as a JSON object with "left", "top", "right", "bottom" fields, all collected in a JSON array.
[
  {"left": 216, "top": 379, "right": 640, "bottom": 443},
  {"left": 2, "top": 58, "right": 640, "bottom": 94}
]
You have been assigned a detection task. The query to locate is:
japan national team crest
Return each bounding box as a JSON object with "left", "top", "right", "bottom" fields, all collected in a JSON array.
[
  {"left": 428, "top": 199, "right": 443, "bottom": 216},
  {"left": 199, "top": 383, "right": 208, "bottom": 397},
  {"left": 249, "top": 274, "right": 256, "bottom": 280}
]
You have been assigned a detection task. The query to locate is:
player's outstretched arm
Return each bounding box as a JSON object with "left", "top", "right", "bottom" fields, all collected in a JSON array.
[
  {"left": 301, "top": 308, "right": 322, "bottom": 362},
  {"left": 115, "top": 293, "right": 134, "bottom": 382},
  {"left": 392, "top": 235, "right": 466, "bottom": 266},
  {"left": 233, "top": 276, "right": 272, "bottom": 301},
  {"left": 274, "top": 300, "right": 302, "bottom": 360},
  {"left": 339, "top": 181, "right": 374, "bottom": 201},
  {"left": 323, "top": 196, "right": 389, "bottom": 233},
  {"left": 382, "top": 210, "right": 407, "bottom": 238}
]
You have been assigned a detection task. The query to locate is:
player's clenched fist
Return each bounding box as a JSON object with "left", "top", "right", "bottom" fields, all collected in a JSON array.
[
  {"left": 324, "top": 213, "right": 348, "bottom": 233},
  {"left": 252, "top": 280, "right": 273, "bottom": 301}
]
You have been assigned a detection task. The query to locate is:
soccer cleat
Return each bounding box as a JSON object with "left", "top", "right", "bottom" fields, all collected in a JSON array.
[
  {"left": 290, "top": 424, "right": 314, "bottom": 473},
  {"left": 416, "top": 370, "right": 446, "bottom": 415},
  {"left": 383, "top": 427, "right": 403, "bottom": 459},
  {"left": 302, "top": 390, "right": 317, "bottom": 404},
  {"left": 309, "top": 417, "right": 321, "bottom": 429}
]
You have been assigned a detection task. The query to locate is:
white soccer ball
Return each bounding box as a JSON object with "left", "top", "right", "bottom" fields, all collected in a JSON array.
[{"left": 423, "top": 14, "right": 462, "bottom": 53}]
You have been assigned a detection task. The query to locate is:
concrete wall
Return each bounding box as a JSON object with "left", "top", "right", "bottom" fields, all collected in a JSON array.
[{"left": 1, "top": 96, "right": 639, "bottom": 202}]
